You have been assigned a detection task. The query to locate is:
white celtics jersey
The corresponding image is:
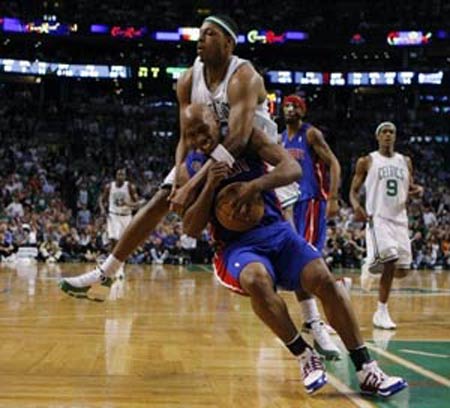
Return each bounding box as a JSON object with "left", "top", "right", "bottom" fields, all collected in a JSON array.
[
  {"left": 190, "top": 56, "right": 278, "bottom": 143},
  {"left": 109, "top": 181, "right": 132, "bottom": 216},
  {"left": 364, "top": 151, "right": 410, "bottom": 225}
]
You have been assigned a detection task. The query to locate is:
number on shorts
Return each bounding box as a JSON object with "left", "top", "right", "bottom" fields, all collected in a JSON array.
[{"left": 386, "top": 179, "right": 398, "bottom": 196}]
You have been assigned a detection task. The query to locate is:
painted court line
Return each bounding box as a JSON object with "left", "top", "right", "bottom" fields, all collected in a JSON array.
[
  {"left": 326, "top": 373, "right": 375, "bottom": 408},
  {"left": 366, "top": 343, "right": 450, "bottom": 387},
  {"left": 399, "top": 349, "right": 450, "bottom": 359}
]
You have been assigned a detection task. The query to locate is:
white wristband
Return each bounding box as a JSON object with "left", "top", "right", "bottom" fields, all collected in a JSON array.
[{"left": 210, "top": 144, "right": 235, "bottom": 168}]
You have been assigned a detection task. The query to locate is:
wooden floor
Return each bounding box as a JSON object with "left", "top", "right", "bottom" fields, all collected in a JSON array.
[{"left": 0, "top": 262, "right": 449, "bottom": 408}]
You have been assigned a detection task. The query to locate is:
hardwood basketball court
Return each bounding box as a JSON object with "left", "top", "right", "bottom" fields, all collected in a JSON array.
[{"left": 0, "top": 262, "right": 449, "bottom": 407}]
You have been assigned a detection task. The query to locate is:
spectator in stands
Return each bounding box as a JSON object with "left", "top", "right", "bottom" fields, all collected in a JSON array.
[{"left": 6, "top": 195, "right": 24, "bottom": 219}]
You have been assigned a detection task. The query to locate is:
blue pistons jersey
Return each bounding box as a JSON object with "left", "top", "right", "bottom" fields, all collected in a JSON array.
[
  {"left": 184, "top": 149, "right": 321, "bottom": 295},
  {"left": 186, "top": 150, "right": 208, "bottom": 178},
  {"left": 281, "top": 122, "right": 328, "bottom": 201},
  {"left": 185, "top": 150, "right": 283, "bottom": 244}
]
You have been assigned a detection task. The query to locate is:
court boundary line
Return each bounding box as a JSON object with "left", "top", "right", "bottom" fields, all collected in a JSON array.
[
  {"left": 399, "top": 349, "right": 450, "bottom": 358},
  {"left": 326, "top": 373, "right": 376, "bottom": 408},
  {"left": 366, "top": 343, "right": 450, "bottom": 387}
]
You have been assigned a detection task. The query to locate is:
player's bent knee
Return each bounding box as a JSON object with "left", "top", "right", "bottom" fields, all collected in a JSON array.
[
  {"left": 301, "top": 259, "right": 335, "bottom": 297},
  {"left": 239, "top": 263, "right": 273, "bottom": 295}
]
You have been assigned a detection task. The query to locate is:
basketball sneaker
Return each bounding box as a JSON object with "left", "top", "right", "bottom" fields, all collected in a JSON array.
[
  {"left": 302, "top": 320, "right": 341, "bottom": 359},
  {"left": 59, "top": 267, "right": 113, "bottom": 301},
  {"left": 357, "top": 360, "right": 407, "bottom": 397},
  {"left": 297, "top": 347, "right": 328, "bottom": 394},
  {"left": 302, "top": 319, "right": 337, "bottom": 336},
  {"left": 373, "top": 309, "right": 397, "bottom": 330},
  {"left": 324, "top": 322, "right": 337, "bottom": 335},
  {"left": 310, "top": 321, "right": 341, "bottom": 360}
]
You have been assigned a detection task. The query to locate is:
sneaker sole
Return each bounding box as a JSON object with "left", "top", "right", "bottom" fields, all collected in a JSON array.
[
  {"left": 361, "top": 380, "right": 408, "bottom": 398},
  {"left": 378, "top": 380, "right": 408, "bottom": 397},
  {"left": 306, "top": 373, "right": 328, "bottom": 394},
  {"left": 59, "top": 280, "right": 112, "bottom": 302},
  {"left": 59, "top": 281, "right": 90, "bottom": 298},
  {"left": 373, "top": 323, "right": 397, "bottom": 330}
]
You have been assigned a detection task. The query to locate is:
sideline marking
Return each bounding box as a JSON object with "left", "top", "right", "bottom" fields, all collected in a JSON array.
[
  {"left": 327, "top": 373, "right": 376, "bottom": 408},
  {"left": 399, "top": 349, "right": 450, "bottom": 359},
  {"left": 366, "top": 343, "right": 450, "bottom": 387}
]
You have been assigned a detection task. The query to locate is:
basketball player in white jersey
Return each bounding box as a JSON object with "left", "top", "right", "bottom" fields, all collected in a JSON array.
[
  {"left": 59, "top": 14, "right": 279, "bottom": 298},
  {"left": 350, "top": 122, "right": 423, "bottom": 329},
  {"left": 98, "top": 168, "right": 139, "bottom": 279}
]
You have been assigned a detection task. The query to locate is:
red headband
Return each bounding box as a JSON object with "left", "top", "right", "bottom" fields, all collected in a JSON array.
[{"left": 283, "top": 95, "right": 307, "bottom": 114}]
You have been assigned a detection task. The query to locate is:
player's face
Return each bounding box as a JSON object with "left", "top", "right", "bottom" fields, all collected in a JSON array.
[
  {"left": 185, "top": 118, "right": 220, "bottom": 155},
  {"left": 197, "top": 23, "right": 230, "bottom": 63},
  {"left": 116, "top": 169, "right": 126, "bottom": 183},
  {"left": 283, "top": 102, "right": 303, "bottom": 123},
  {"left": 376, "top": 126, "right": 396, "bottom": 149}
]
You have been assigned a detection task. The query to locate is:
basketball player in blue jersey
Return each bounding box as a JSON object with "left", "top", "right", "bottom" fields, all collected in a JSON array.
[
  {"left": 59, "top": 14, "right": 278, "bottom": 296},
  {"left": 180, "top": 103, "right": 407, "bottom": 398},
  {"left": 281, "top": 95, "right": 343, "bottom": 359}
]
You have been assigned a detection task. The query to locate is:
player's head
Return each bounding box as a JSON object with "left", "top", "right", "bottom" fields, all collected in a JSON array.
[
  {"left": 183, "top": 103, "right": 220, "bottom": 155},
  {"left": 198, "top": 14, "right": 239, "bottom": 64},
  {"left": 115, "top": 168, "right": 126, "bottom": 183},
  {"left": 375, "top": 121, "right": 396, "bottom": 149},
  {"left": 283, "top": 94, "right": 307, "bottom": 124}
]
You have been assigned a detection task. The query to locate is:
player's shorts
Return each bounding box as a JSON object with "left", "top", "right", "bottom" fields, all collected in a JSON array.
[
  {"left": 213, "top": 221, "right": 321, "bottom": 295},
  {"left": 294, "top": 198, "right": 327, "bottom": 252},
  {"left": 366, "top": 216, "right": 412, "bottom": 271},
  {"left": 107, "top": 213, "right": 132, "bottom": 241},
  {"left": 275, "top": 183, "right": 300, "bottom": 209}
]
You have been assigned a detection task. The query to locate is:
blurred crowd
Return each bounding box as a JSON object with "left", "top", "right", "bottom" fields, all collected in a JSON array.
[
  {"left": 2, "top": 1, "right": 448, "bottom": 34},
  {"left": 0, "top": 82, "right": 448, "bottom": 270}
]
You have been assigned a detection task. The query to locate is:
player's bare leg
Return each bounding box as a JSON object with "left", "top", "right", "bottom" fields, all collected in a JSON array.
[
  {"left": 59, "top": 188, "right": 170, "bottom": 300},
  {"left": 374, "top": 262, "right": 409, "bottom": 330},
  {"left": 295, "top": 288, "right": 341, "bottom": 360},
  {"left": 301, "top": 258, "right": 407, "bottom": 397},
  {"left": 301, "top": 258, "right": 363, "bottom": 350},
  {"left": 239, "top": 262, "right": 327, "bottom": 394}
]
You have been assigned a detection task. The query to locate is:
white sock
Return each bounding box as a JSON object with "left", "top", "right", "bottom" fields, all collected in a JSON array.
[
  {"left": 100, "top": 254, "right": 124, "bottom": 277},
  {"left": 300, "top": 298, "right": 321, "bottom": 324},
  {"left": 377, "top": 301, "right": 388, "bottom": 312}
]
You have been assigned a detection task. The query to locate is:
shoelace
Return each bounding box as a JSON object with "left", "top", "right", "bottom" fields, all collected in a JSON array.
[
  {"left": 363, "top": 364, "right": 386, "bottom": 389},
  {"left": 302, "top": 350, "right": 323, "bottom": 378}
]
